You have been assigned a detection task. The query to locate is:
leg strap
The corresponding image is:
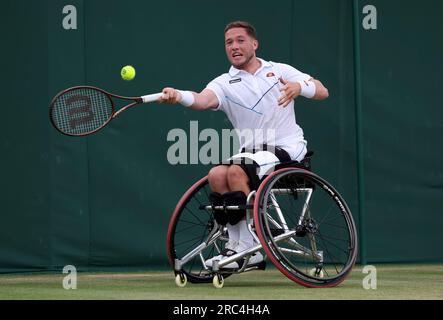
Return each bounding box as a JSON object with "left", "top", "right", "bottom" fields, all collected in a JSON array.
[
  {"left": 209, "top": 192, "right": 228, "bottom": 225},
  {"left": 222, "top": 191, "right": 247, "bottom": 225}
]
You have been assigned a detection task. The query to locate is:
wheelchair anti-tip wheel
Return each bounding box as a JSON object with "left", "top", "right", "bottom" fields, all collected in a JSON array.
[
  {"left": 175, "top": 273, "right": 187, "bottom": 287},
  {"left": 167, "top": 176, "right": 232, "bottom": 284},
  {"left": 254, "top": 167, "right": 358, "bottom": 288},
  {"left": 212, "top": 274, "right": 224, "bottom": 289}
]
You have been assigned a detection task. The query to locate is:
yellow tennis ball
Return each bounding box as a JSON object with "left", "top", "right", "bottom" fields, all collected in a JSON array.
[{"left": 121, "top": 65, "right": 136, "bottom": 81}]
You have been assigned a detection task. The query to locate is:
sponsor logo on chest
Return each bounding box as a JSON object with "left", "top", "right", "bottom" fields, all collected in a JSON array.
[{"left": 229, "top": 78, "right": 242, "bottom": 84}]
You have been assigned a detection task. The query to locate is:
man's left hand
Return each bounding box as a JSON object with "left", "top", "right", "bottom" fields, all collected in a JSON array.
[{"left": 278, "top": 78, "right": 301, "bottom": 107}]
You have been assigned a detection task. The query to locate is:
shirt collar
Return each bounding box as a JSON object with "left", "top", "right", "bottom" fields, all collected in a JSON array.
[{"left": 228, "top": 58, "right": 272, "bottom": 77}]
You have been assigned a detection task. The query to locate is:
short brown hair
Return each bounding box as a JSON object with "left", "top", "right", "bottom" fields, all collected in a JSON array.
[{"left": 224, "top": 21, "right": 257, "bottom": 39}]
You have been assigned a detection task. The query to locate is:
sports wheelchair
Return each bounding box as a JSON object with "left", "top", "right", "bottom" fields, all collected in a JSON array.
[{"left": 166, "top": 152, "right": 358, "bottom": 288}]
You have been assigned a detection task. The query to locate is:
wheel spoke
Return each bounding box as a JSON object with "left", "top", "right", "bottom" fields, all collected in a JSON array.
[
  {"left": 168, "top": 178, "right": 233, "bottom": 283},
  {"left": 256, "top": 168, "right": 357, "bottom": 287}
]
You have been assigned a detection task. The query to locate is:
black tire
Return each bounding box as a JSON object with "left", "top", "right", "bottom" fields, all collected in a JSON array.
[{"left": 254, "top": 168, "right": 358, "bottom": 287}]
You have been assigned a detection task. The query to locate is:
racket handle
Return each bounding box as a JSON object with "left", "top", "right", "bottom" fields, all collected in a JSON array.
[{"left": 141, "top": 93, "right": 163, "bottom": 103}]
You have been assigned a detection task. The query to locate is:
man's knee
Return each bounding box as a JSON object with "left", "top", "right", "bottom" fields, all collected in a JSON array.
[
  {"left": 208, "top": 165, "right": 229, "bottom": 185},
  {"left": 227, "top": 165, "right": 248, "bottom": 184}
]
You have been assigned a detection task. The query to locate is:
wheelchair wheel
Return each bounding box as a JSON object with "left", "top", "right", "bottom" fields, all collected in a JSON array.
[
  {"left": 254, "top": 167, "right": 358, "bottom": 288},
  {"left": 167, "top": 176, "right": 230, "bottom": 283}
]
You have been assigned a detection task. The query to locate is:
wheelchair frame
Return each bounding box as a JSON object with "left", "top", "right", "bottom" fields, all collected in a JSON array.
[{"left": 167, "top": 162, "right": 358, "bottom": 289}]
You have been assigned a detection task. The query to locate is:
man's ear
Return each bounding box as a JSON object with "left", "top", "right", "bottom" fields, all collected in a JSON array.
[{"left": 253, "top": 39, "right": 259, "bottom": 50}]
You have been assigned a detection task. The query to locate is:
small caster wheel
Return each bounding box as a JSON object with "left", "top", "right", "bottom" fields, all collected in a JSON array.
[
  {"left": 309, "top": 267, "right": 324, "bottom": 278},
  {"left": 212, "top": 274, "right": 224, "bottom": 289},
  {"left": 175, "top": 273, "right": 187, "bottom": 287}
]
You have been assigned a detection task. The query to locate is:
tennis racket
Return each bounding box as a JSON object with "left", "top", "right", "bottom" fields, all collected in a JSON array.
[{"left": 49, "top": 85, "right": 163, "bottom": 136}]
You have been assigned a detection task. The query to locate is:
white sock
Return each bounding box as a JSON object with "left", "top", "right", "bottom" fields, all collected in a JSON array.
[
  {"left": 226, "top": 223, "right": 240, "bottom": 248},
  {"left": 237, "top": 219, "right": 255, "bottom": 249}
]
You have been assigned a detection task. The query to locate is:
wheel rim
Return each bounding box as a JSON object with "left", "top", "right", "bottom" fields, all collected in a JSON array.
[
  {"left": 254, "top": 168, "right": 358, "bottom": 288},
  {"left": 167, "top": 176, "right": 229, "bottom": 283}
]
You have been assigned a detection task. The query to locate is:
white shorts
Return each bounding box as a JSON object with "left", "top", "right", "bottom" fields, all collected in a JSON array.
[
  {"left": 219, "top": 142, "right": 308, "bottom": 189},
  {"left": 229, "top": 141, "right": 307, "bottom": 179}
]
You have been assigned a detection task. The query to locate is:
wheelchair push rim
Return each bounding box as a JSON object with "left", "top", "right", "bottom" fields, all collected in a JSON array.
[{"left": 253, "top": 167, "right": 358, "bottom": 288}]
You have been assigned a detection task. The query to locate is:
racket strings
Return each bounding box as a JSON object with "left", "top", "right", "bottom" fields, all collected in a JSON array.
[{"left": 51, "top": 88, "right": 113, "bottom": 135}]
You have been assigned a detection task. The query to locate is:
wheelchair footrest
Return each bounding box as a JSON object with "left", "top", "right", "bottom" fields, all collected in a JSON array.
[
  {"left": 251, "top": 260, "right": 267, "bottom": 271},
  {"left": 220, "top": 261, "right": 267, "bottom": 273}
]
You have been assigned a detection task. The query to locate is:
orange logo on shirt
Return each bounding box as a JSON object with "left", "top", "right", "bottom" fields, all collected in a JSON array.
[{"left": 266, "top": 72, "right": 275, "bottom": 77}]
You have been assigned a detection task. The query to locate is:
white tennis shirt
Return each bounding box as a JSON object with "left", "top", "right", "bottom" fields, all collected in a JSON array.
[{"left": 206, "top": 58, "right": 311, "bottom": 160}]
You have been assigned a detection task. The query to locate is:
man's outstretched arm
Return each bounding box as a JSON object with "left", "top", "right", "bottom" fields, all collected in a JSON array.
[{"left": 158, "top": 87, "right": 219, "bottom": 110}]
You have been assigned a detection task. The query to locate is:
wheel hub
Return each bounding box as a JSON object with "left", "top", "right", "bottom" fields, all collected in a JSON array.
[{"left": 296, "top": 218, "right": 318, "bottom": 236}]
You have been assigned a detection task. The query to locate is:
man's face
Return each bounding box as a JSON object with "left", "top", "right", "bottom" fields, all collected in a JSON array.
[{"left": 225, "top": 27, "right": 258, "bottom": 69}]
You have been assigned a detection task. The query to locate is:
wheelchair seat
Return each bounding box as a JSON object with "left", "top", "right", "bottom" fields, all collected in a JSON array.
[
  {"left": 272, "top": 151, "right": 315, "bottom": 189},
  {"left": 274, "top": 150, "right": 314, "bottom": 171}
]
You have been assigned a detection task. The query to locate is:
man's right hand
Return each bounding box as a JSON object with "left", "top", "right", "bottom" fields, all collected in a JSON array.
[
  {"left": 158, "top": 87, "right": 182, "bottom": 104},
  {"left": 157, "top": 88, "right": 218, "bottom": 110}
]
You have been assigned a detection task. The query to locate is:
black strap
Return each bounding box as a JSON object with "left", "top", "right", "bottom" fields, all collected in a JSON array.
[
  {"left": 240, "top": 144, "right": 291, "bottom": 162},
  {"left": 220, "top": 248, "right": 237, "bottom": 257}
]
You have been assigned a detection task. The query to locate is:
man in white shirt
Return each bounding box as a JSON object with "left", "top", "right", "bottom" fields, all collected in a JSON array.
[{"left": 159, "top": 21, "right": 329, "bottom": 270}]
